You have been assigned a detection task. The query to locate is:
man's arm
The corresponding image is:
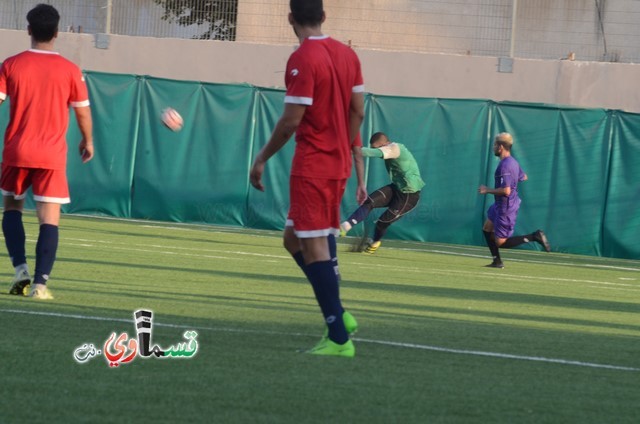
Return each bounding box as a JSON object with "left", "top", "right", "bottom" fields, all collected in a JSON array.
[
  {"left": 478, "top": 185, "right": 511, "bottom": 196},
  {"left": 352, "top": 146, "right": 367, "bottom": 204},
  {"left": 249, "top": 103, "right": 306, "bottom": 191},
  {"left": 74, "top": 106, "right": 94, "bottom": 163},
  {"left": 349, "top": 92, "right": 364, "bottom": 143}
]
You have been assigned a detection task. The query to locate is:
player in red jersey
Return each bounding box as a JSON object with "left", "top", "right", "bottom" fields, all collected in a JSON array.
[
  {"left": 0, "top": 4, "right": 94, "bottom": 299},
  {"left": 250, "top": 0, "right": 366, "bottom": 357}
]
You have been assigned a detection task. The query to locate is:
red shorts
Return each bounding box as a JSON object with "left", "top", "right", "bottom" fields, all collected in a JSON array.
[
  {"left": 0, "top": 164, "right": 70, "bottom": 204},
  {"left": 287, "top": 176, "right": 346, "bottom": 238}
]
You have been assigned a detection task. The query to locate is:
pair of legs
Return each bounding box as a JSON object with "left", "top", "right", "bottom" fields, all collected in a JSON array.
[
  {"left": 284, "top": 176, "right": 355, "bottom": 356},
  {"left": 2, "top": 165, "right": 64, "bottom": 296},
  {"left": 283, "top": 226, "right": 350, "bottom": 345},
  {"left": 482, "top": 210, "right": 550, "bottom": 268},
  {"left": 342, "top": 184, "right": 420, "bottom": 246},
  {"left": 4, "top": 196, "right": 61, "bottom": 291}
]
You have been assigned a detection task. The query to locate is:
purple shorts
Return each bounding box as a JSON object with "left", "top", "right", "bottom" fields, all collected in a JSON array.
[{"left": 488, "top": 203, "right": 518, "bottom": 239}]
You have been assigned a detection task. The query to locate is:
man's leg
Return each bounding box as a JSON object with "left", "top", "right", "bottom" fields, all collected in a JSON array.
[
  {"left": 284, "top": 225, "right": 355, "bottom": 336},
  {"left": 298, "top": 236, "right": 349, "bottom": 345},
  {"left": 3, "top": 196, "right": 30, "bottom": 295},
  {"left": 482, "top": 219, "right": 503, "bottom": 267},
  {"left": 499, "top": 230, "right": 551, "bottom": 252},
  {"left": 341, "top": 185, "right": 393, "bottom": 234},
  {"left": 30, "top": 201, "right": 60, "bottom": 298},
  {"left": 365, "top": 190, "right": 420, "bottom": 254}
]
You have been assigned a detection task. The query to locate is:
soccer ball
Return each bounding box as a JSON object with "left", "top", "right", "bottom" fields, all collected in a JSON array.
[{"left": 161, "top": 107, "right": 183, "bottom": 132}]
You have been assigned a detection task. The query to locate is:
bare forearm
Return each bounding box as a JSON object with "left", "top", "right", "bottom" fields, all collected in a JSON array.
[
  {"left": 353, "top": 147, "right": 365, "bottom": 185},
  {"left": 256, "top": 118, "right": 296, "bottom": 162},
  {"left": 74, "top": 107, "right": 93, "bottom": 142},
  {"left": 487, "top": 187, "right": 510, "bottom": 196},
  {"left": 349, "top": 93, "right": 364, "bottom": 143}
]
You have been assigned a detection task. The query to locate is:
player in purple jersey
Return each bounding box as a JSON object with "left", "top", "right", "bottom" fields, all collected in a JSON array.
[{"left": 478, "top": 133, "right": 551, "bottom": 268}]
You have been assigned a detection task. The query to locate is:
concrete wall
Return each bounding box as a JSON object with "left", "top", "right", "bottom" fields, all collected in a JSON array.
[{"left": 1, "top": 29, "right": 639, "bottom": 113}]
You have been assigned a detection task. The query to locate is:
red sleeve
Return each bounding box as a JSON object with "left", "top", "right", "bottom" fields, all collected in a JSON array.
[
  {"left": 69, "top": 64, "right": 89, "bottom": 107},
  {"left": 284, "top": 51, "right": 314, "bottom": 105}
]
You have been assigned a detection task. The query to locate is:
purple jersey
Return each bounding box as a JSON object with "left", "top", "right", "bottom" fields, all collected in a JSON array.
[{"left": 493, "top": 156, "right": 525, "bottom": 212}]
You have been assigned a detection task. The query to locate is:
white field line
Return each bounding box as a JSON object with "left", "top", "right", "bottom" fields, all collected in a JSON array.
[
  {"left": 31, "top": 236, "right": 639, "bottom": 291},
  {"left": 62, "top": 239, "right": 640, "bottom": 291},
  {"left": 63, "top": 235, "right": 638, "bottom": 285},
  {"left": 396, "top": 248, "right": 640, "bottom": 272},
  {"left": 5, "top": 235, "right": 637, "bottom": 292},
  {"left": 1, "top": 308, "right": 637, "bottom": 372},
  {"left": 16, "top": 211, "right": 640, "bottom": 267}
]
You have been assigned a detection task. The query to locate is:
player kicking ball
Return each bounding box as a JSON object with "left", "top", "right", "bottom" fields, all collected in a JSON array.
[{"left": 340, "top": 132, "right": 424, "bottom": 254}]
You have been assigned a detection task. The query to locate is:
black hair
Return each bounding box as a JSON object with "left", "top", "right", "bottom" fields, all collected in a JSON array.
[
  {"left": 370, "top": 132, "right": 388, "bottom": 146},
  {"left": 290, "top": 0, "right": 323, "bottom": 27},
  {"left": 27, "top": 4, "right": 60, "bottom": 42}
]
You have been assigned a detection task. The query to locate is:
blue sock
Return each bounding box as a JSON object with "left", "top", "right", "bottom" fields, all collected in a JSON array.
[
  {"left": 2, "top": 210, "right": 26, "bottom": 267},
  {"left": 292, "top": 251, "right": 305, "bottom": 270},
  {"left": 304, "top": 260, "right": 348, "bottom": 344},
  {"left": 327, "top": 234, "right": 342, "bottom": 282},
  {"left": 346, "top": 204, "right": 372, "bottom": 226},
  {"left": 34, "top": 224, "right": 59, "bottom": 285}
]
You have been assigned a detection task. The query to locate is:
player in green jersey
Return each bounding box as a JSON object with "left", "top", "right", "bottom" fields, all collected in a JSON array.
[{"left": 340, "top": 132, "right": 424, "bottom": 253}]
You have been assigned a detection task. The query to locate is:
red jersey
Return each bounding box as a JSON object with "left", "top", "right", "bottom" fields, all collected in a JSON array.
[
  {"left": 0, "top": 50, "right": 90, "bottom": 170},
  {"left": 285, "top": 36, "right": 364, "bottom": 179}
]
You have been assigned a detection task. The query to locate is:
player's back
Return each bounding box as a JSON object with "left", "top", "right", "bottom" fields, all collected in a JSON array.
[
  {"left": 287, "top": 36, "right": 363, "bottom": 179},
  {"left": 1, "top": 50, "right": 85, "bottom": 168}
]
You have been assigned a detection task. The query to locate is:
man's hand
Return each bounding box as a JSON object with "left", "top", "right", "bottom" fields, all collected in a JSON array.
[
  {"left": 79, "top": 139, "right": 94, "bottom": 163},
  {"left": 249, "top": 158, "right": 266, "bottom": 191},
  {"left": 478, "top": 185, "right": 488, "bottom": 194}
]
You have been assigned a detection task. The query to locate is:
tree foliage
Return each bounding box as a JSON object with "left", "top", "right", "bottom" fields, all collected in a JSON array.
[{"left": 153, "top": 0, "right": 237, "bottom": 40}]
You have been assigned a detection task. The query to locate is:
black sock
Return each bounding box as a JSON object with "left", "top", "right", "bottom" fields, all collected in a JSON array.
[
  {"left": 483, "top": 231, "right": 501, "bottom": 262},
  {"left": 2, "top": 210, "right": 26, "bottom": 267},
  {"left": 372, "top": 224, "right": 388, "bottom": 243},
  {"left": 34, "top": 224, "right": 59, "bottom": 285},
  {"left": 304, "top": 260, "right": 348, "bottom": 344},
  {"left": 292, "top": 251, "right": 305, "bottom": 271},
  {"left": 327, "top": 234, "right": 340, "bottom": 279},
  {"left": 501, "top": 234, "right": 534, "bottom": 249}
]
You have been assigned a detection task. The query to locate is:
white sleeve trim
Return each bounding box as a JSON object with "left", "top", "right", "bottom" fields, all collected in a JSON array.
[
  {"left": 0, "top": 92, "right": 6, "bottom": 101},
  {"left": 70, "top": 100, "right": 90, "bottom": 107},
  {"left": 380, "top": 143, "right": 401, "bottom": 160},
  {"left": 284, "top": 96, "right": 313, "bottom": 106},
  {"left": 352, "top": 85, "right": 365, "bottom": 93}
]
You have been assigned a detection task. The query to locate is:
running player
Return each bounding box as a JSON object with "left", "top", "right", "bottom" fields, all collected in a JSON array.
[{"left": 478, "top": 132, "right": 550, "bottom": 268}]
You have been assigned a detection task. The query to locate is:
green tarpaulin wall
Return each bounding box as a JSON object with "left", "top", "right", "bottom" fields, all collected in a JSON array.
[{"left": 0, "top": 71, "right": 638, "bottom": 259}]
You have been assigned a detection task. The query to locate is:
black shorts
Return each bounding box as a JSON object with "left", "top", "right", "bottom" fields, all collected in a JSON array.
[{"left": 367, "top": 184, "right": 420, "bottom": 224}]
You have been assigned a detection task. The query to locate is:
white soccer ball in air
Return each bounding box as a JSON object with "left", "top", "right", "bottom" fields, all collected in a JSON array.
[{"left": 161, "top": 107, "right": 183, "bottom": 132}]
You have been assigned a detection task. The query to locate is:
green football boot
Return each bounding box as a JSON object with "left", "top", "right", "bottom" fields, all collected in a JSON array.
[
  {"left": 322, "top": 310, "right": 358, "bottom": 339},
  {"left": 306, "top": 338, "right": 355, "bottom": 358}
]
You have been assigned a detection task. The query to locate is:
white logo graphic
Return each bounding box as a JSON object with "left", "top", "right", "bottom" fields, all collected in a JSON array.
[
  {"left": 326, "top": 315, "right": 336, "bottom": 324},
  {"left": 290, "top": 69, "right": 299, "bottom": 76}
]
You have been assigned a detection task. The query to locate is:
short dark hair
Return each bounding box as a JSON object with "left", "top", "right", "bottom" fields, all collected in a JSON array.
[
  {"left": 290, "top": 0, "right": 323, "bottom": 27},
  {"left": 370, "top": 132, "right": 388, "bottom": 146},
  {"left": 27, "top": 4, "right": 60, "bottom": 42}
]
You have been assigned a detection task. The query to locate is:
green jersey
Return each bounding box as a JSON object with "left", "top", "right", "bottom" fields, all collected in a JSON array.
[{"left": 361, "top": 142, "right": 425, "bottom": 193}]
